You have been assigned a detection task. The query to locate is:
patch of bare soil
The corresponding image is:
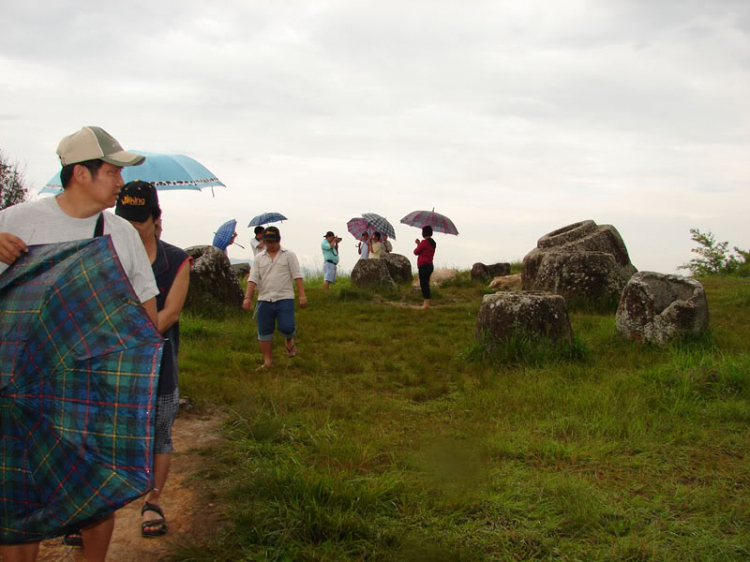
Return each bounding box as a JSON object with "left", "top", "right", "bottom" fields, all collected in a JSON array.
[{"left": 37, "top": 412, "right": 226, "bottom": 562}]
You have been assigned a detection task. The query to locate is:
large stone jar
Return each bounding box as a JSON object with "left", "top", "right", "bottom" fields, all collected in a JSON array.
[{"left": 616, "top": 272, "right": 709, "bottom": 344}]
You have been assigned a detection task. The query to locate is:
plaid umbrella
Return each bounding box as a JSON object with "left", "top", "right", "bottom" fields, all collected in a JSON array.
[
  {"left": 247, "top": 212, "right": 287, "bottom": 227},
  {"left": 361, "top": 213, "right": 396, "bottom": 240},
  {"left": 400, "top": 209, "right": 459, "bottom": 235},
  {"left": 0, "top": 237, "right": 163, "bottom": 545},
  {"left": 212, "top": 219, "right": 237, "bottom": 251},
  {"left": 346, "top": 217, "right": 375, "bottom": 240}
]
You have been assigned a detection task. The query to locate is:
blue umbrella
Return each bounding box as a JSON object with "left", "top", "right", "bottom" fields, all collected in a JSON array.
[
  {"left": 247, "top": 212, "right": 288, "bottom": 227},
  {"left": 39, "top": 151, "right": 225, "bottom": 194},
  {"left": 213, "top": 219, "right": 238, "bottom": 251}
]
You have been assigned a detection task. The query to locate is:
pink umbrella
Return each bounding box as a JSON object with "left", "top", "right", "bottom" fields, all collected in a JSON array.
[{"left": 346, "top": 217, "right": 374, "bottom": 240}]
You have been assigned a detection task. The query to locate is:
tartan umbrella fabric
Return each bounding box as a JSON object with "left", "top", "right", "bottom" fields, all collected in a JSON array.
[
  {"left": 0, "top": 237, "right": 163, "bottom": 545},
  {"left": 39, "top": 151, "right": 225, "bottom": 193},
  {"left": 400, "top": 209, "right": 459, "bottom": 235},
  {"left": 247, "top": 212, "right": 288, "bottom": 227},
  {"left": 346, "top": 217, "right": 375, "bottom": 240},
  {"left": 212, "top": 219, "right": 237, "bottom": 251},
  {"left": 361, "top": 213, "right": 396, "bottom": 240}
]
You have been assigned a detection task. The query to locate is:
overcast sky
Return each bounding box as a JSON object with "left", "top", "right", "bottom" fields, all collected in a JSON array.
[{"left": 1, "top": 1, "right": 748, "bottom": 274}]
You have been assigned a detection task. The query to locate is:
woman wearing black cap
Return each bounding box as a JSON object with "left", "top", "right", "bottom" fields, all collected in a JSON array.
[{"left": 414, "top": 225, "right": 436, "bottom": 309}]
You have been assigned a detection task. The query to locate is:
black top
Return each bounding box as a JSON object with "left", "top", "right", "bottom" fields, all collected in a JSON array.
[{"left": 152, "top": 239, "right": 191, "bottom": 397}]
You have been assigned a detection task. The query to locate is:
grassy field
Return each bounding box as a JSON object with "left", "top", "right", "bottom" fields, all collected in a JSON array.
[{"left": 170, "top": 272, "right": 750, "bottom": 561}]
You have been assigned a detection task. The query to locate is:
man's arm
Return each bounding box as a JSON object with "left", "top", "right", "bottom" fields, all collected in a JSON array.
[
  {"left": 0, "top": 232, "right": 28, "bottom": 265},
  {"left": 243, "top": 281, "right": 257, "bottom": 311},
  {"left": 295, "top": 278, "right": 307, "bottom": 309},
  {"left": 142, "top": 297, "right": 158, "bottom": 326},
  {"left": 157, "top": 263, "right": 190, "bottom": 333}
]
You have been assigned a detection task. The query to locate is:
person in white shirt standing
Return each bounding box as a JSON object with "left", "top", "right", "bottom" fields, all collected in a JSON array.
[
  {"left": 242, "top": 226, "right": 307, "bottom": 369},
  {"left": 0, "top": 126, "right": 158, "bottom": 562}
]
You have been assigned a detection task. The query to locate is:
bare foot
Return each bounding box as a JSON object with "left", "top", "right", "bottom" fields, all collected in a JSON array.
[{"left": 256, "top": 363, "right": 272, "bottom": 371}]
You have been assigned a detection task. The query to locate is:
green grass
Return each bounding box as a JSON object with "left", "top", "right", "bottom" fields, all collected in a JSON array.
[{"left": 170, "top": 274, "right": 750, "bottom": 561}]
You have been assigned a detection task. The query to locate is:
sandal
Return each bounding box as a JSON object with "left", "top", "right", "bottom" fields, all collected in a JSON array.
[
  {"left": 63, "top": 530, "right": 83, "bottom": 547},
  {"left": 141, "top": 502, "right": 168, "bottom": 538},
  {"left": 285, "top": 344, "right": 297, "bottom": 358}
]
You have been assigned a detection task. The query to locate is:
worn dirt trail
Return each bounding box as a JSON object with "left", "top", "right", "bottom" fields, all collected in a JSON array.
[{"left": 37, "top": 412, "right": 225, "bottom": 562}]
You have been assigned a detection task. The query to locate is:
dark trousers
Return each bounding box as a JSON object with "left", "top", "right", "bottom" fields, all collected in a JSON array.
[{"left": 418, "top": 263, "right": 434, "bottom": 299}]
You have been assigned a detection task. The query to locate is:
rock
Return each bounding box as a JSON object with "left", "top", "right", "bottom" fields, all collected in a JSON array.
[
  {"left": 471, "top": 263, "right": 490, "bottom": 281},
  {"left": 471, "top": 262, "right": 511, "bottom": 282},
  {"left": 616, "top": 272, "right": 709, "bottom": 344},
  {"left": 487, "top": 263, "right": 511, "bottom": 278},
  {"left": 476, "top": 291, "right": 573, "bottom": 345},
  {"left": 412, "top": 268, "right": 458, "bottom": 290},
  {"left": 489, "top": 273, "right": 522, "bottom": 290},
  {"left": 351, "top": 259, "right": 397, "bottom": 290},
  {"left": 382, "top": 253, "right": 413, "bottom": 284},
  {"left": 522, "top": 220, "right": 637, "bottom": 308},
  {"left": 231, "top": 262, "right": 250, "bottom": 280},
  {"left": 431, "top": 269, "right": 458, "bottom": 286},
  {"left": 184, "top": 245, "right": 243, "bottom": 311}
]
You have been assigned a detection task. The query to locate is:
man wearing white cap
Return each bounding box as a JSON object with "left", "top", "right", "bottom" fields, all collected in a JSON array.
[{"left": 0, "top": 126, "right": 159, "bottom": 562}]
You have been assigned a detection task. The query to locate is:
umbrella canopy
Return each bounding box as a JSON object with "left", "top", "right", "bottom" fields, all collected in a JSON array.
[
  {"left": 212, "top": 219, "right": 237, "bottom": 251},
  {"left": 0, "top": 237, "right": 163, "bottom": 545},
  {"left": 361, "top": 212, "right": 396, "bottom": 240},
  {"left": 346, "top": 217, "right": 375, "bottom": 240},
  {"left": 247, "top": 212, "right": 288, "bottom": 227},
  {"left": 39, "top": 151, "right": 225, "bottom": 193},
  {"left": 400, "top": 209, "right": 459, "bottom": 235}
]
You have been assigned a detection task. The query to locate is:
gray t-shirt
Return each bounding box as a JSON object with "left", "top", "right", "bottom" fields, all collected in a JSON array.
[{"left": 0, "top": 196, "right": 158, "bottom": 303}]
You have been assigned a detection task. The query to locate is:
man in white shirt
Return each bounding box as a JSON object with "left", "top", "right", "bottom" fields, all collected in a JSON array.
[
  {"left": 250, "top": 226, "right": 265, "bottom": 256},
  {"left": 0, "top": 126, "right": 158, "bottom": 562},
  {"left": 242, "top": 226, "right": 307, "bottom": 369}
]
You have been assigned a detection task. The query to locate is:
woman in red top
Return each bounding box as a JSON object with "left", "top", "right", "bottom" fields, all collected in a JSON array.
[{"left": 414, "top": 225, "right": 437, "bottom": 309}]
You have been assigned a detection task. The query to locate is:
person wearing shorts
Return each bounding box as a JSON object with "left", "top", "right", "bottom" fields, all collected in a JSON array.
[
  {"left": 116, "top": 180, "right": 191, "bottom": 539},
  {"left": 321, "top": 230, "right": 340, "bottom": 293},
  {"left": 243, "top": 226, "right": 307, "bottom": 369}
]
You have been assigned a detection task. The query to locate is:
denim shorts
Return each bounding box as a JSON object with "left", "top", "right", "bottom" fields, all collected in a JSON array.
[
  {"left": 256, "top": 299, "right": 296, "bottom": 341},
  {"left": 323, "top": 261, "right": 337, "bottom": 283},
  {"left": 154, "top": 389, "right": 180, "bottom": 454}
]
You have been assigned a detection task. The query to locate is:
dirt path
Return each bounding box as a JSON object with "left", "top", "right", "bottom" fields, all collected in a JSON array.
[{"left": 37, "top": 412, "right": 225, "bottom": 562}]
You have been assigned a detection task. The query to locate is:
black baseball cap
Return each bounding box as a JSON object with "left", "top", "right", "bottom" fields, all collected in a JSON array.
[
  {"left": 115, "top": 180, "right": 160, "bottom": 223},
  {"left": 324, "top": 231, "right": 335, "bottom": 237},
  {"left": 263, "top": 226, "right": 280, "bottom": 241}
]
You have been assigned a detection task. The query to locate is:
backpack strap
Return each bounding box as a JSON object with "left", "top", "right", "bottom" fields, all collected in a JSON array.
[{"left": 93, "top": 213, "right": 104, "bottom": 238}]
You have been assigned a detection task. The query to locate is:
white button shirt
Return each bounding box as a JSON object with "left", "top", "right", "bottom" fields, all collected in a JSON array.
[{"left": 248, "top": 247, "right": 302, "bottom": 302}]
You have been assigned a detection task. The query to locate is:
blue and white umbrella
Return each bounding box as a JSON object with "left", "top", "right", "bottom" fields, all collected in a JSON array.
[
  {"left": 247, "top": 212, "right": 287, "bottom": 227},
  {"left": 362, "top": 212, "right": 396, "bottom": 240},
  {"left": 40, "top": 151, "right": 225, "bottom": 194},
  {"left": 212, "top": 220, "right": 237, "bottom": 251}
]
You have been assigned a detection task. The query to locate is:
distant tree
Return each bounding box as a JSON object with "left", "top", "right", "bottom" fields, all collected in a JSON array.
[
  {"left": 0, "top": 150, "right": 29, "bottom": 210},
  {"left": 679, "top": 228, "right": 748, "bottom": 277}
]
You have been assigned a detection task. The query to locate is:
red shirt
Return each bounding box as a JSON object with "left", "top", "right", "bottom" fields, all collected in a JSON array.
[{"left": 414, "top": 239, "right": 435, "bottom": 267}]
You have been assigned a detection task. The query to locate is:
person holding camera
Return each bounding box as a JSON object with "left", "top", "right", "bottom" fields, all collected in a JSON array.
[{"left": 322, "top": 230, "right": 341, "bottom": 293}]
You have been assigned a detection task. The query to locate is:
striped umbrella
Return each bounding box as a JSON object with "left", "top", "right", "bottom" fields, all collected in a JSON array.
[
  {"left": 400, "top": 209, "right": 459, "bottom": 235},
  {"left": 0, "top": 237, "right": 163, "bottom": 544},
  {"left": 361, "top": 213, "right": 396, "bottom": 240}
]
